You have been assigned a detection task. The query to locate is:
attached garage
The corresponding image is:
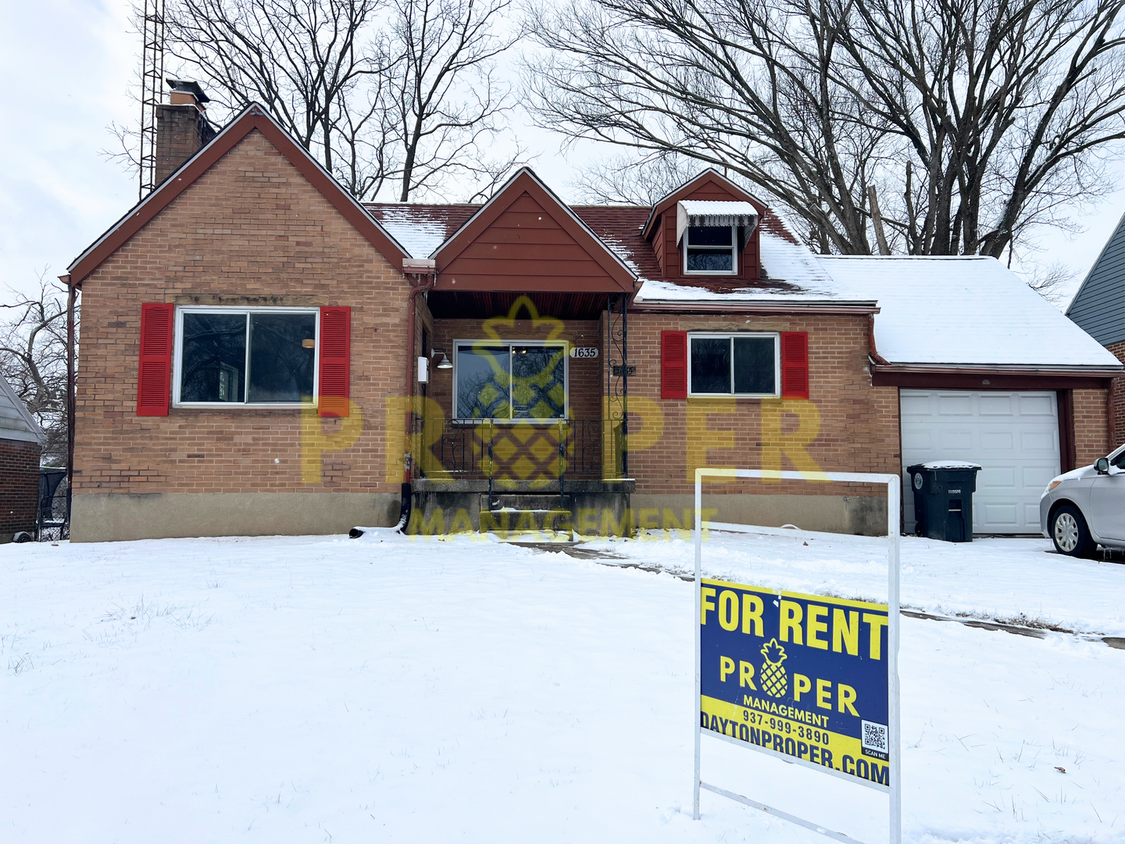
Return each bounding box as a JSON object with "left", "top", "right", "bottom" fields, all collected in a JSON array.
[
  {"left": 900, "top": 390, "right": 1060, "bottom": 534},
  {"left": 817, "top": 255, "right": 1123, "bottom": 538}
]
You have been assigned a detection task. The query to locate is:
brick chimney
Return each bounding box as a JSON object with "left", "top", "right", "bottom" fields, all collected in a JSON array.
[{"left": 155, "top": 79, "right": 217, "bottom": 185}]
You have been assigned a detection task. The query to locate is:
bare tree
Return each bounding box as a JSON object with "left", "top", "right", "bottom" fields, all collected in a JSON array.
[
  {"left": 387, "top": 0, "right": 527, "bottom": 200},
  {"left": 0, "top": 275, "right": 77, "bottom": 465},
  {"left": 157, "top": 0, "right": 525, "bottom": 201},
  {"left": 525, "top": 0, "right": 1125, "bottom": 259},
  {"left": 571, "top": 151, "right": 709, "bottom": 204}
]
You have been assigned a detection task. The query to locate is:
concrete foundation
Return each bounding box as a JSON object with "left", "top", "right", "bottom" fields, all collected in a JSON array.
[
  {"left": 631, "top": 493, "right": 890, "bottom": 537},
  {"left": 70, "top": 492, "right": 401, "bottom": 542}
]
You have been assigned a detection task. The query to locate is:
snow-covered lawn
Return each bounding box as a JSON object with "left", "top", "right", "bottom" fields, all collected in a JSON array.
[{"left": 2, "top": 531, "right": 1123, "bottom": 843}]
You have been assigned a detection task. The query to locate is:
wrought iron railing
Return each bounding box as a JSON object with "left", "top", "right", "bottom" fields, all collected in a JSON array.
[{"left": 411, "top": 417, "right": 623, "bottom": 481}]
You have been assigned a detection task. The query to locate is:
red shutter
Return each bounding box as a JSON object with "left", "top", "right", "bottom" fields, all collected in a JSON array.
[
  {"left": 781, "top": 331, "right": 809, "bottom": 399},
  {"left": 318, "top": 306, "right": 351, "bottom": 418},
  {"left": 136, "top": 303, "right": 174, "bottom": 416},
  {"left": 661, "top": 330, "right": 688, "bottom": 399}
]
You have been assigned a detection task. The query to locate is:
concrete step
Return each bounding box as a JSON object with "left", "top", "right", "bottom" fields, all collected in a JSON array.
[{"left": 481, "top": 503, "right": 573, "bottom": 540}]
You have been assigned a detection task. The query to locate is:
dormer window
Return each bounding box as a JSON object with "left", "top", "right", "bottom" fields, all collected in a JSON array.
[
  {"left": 685, "top": 225, "right": 736, "bottom": 274},
  {"left": 675, "top": 200, "right": 758, "bottom": 276}
]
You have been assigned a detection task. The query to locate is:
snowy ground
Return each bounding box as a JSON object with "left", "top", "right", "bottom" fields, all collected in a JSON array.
[{"left": 3, "top": 529, "right": 1124, "bottom": 843}]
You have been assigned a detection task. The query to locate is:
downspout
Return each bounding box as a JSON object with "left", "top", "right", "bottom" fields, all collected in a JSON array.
[
  {"left": 61, "top": 274, "right": 75, "bottom": 537},
  {"left": 867, "top": 313, "right": 889, "bottom": 367},
  {"left": 1108, "top": 376, "right": 1118, "bottom": 449},
  {"left": 400, "top": 259, "right": 437, "bottom": 530}
]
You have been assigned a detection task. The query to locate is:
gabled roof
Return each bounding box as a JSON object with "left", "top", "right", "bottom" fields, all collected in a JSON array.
[
  {"left": 641, "top": 169, "right": 795, "bottom": 243},
  {"left": 430, "top": 167, "right": 636, "bottom": 292},
  {"left": 0, "top": 373, "right": 46, "bottom": 445},
  {"left": 1066, "top": 208, "right": 1125, "bottom": 347},
  {"left": 67, "top": 104, "right": 410, "bottom": 286}
]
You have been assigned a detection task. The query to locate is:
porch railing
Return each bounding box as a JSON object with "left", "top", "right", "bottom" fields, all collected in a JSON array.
[{"left": 411, "top": 417, "right": 625, "bottom": 482}]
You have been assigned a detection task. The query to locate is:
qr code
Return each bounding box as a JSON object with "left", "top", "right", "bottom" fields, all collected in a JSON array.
[{"left": 862, "top": 721, "right": 888, "bottom": 756}]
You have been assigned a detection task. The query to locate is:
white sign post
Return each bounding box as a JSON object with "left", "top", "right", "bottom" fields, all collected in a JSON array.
[{"left": 693, "top": 467, "right": 902, "bottom": 844}]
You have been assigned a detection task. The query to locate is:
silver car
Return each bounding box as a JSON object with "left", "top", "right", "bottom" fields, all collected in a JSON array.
[{"left": 1040, "top": 443, "right": 1125, "bottom": 556}]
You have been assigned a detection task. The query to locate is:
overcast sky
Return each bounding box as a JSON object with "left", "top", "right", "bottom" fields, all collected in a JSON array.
[{"left": 2, "top": 0, "right": 1123, "bottom": 309}]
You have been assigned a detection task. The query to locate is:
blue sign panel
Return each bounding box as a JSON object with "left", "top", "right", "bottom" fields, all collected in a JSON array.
[{"left": 700, "top": 578, "right": 891, "bottom": 789}]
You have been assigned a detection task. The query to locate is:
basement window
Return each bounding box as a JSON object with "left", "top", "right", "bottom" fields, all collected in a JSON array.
[
  {"left": 688, "top": 333, "right": 778, "bottom": 396},
  {"left": 454, "top": 341, "right": 568, "bottom": 421},
  {"left": 684, "top": 226, "right": 737, "bottom": 274},
  {"left": 174, "top": 308, "right": 318, "bottom": 406}
]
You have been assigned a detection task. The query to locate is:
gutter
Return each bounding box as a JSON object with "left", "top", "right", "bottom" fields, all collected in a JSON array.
[
  {"left": 868, "top": 314, "right": 889, "bottom": 366},
  {"left": 870, "top": 364, "right": 1124, "bottom": 377},
  {"left": 631, "top": 300, "right": 880, "bottom": 316}
]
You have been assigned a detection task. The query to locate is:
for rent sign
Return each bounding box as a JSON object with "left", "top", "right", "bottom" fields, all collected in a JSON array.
[{"left": 699, "top": 579, "right": 891, "bottom": 790}]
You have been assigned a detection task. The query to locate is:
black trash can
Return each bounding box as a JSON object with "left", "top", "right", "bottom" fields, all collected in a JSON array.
[{"left": 906, "top": 462, "right": 981, "bottom": 542}]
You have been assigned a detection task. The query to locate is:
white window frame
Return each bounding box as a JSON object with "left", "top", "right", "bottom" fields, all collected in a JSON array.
[
  {"left": 687, "top": 332, "right": 780, "bottom": 398},
  {"left": 172, "top": 306, "right": 320, "bottom": 408},
  {"left": 683, "top": 224, "right": 738, "bottom": 276},
  {"left": 452, "top": 339, "right": 570, "bottom": 424}
]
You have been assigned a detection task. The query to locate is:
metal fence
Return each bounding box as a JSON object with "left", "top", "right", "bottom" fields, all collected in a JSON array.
[{"left": 37, "top": 469, "right": 69, "bottom": 541}]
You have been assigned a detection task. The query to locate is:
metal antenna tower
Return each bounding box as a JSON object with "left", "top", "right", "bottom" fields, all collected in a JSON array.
[{"left": 138, "top": 0, "right": 167, "bottom": 198}]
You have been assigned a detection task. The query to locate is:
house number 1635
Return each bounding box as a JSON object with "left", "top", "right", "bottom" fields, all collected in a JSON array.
[{"left": 570, "top": 347, "right": 599, "bottom": 359}]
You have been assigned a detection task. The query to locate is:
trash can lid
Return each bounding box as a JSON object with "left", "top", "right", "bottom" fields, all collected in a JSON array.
[{"left": 916, "top": 461, "right": 982, "bottom": 470}]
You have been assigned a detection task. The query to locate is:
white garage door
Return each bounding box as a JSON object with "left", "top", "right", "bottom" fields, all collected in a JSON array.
[{"left": 900, "top": 390, "right": 1060, "bottom": 534}]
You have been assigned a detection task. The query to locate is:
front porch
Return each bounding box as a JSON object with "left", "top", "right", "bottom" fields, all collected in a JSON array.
[{"left": 409, "top": 290, "right": 633, "bottom": 536}]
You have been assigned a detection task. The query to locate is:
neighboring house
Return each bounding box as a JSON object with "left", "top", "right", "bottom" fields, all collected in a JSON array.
[
  {"left": 1066, "top": 209, "right": 1125, "bottom": 448},
  {"left": 0, "top": 373, "right": 45, "bottom": 541},
  {"left": 63, "top": 88, "right": 1122, "bottom": 542}
]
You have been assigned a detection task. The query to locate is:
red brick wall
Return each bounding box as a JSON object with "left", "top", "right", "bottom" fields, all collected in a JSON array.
[
  {"left": 74, "top": 129, "right": 412, "bottom": 497},
  {"left": 156, "top": 105, "right": 209, "bottom": 184},
  {"left": 1074, "top": 388, "right": 1111, "bottom": 465},
  {"left": 0, "top": 438, "right": 40, "bottom": 540},
  {"left": 1107, "top": 340, "right": 1125, "bottom": 449},
  {"left": 626, "top": 312, "right": 900, "bottom": 496}
]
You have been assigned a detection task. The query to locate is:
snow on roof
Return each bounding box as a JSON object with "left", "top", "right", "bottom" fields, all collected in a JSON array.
[
  {"left": 634, "top": 231, "right": 867, "bottom": 304},
  {"left": 820, "top": 255, "right": 1123, "bottom": 369},
  {"left": 375, "top": 206, "right": 451, "bottom": 258},
  {"left": 0, "top": 374, "right": 45, "bottom": 444}
]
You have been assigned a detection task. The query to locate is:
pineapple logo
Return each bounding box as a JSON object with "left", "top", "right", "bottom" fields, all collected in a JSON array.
[{"left": 759, "top": 638, "right": 789, "bottom": 698}]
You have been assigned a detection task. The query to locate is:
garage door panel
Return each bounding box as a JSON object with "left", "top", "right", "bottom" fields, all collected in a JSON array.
[
  {"left": 935, "top": 395, "right": 973, "bottom": 415},
  {"left": 981, "top": 503, "right": 1019, "bottom": 529},
  {"left": 901, "top": 390, "right": 1060, "bottom": 534},
  {"left": 1017, "top": 394, "right": 1055, "bottom": 415},
  {"left": 1020, "top": 430, "right": 1056, "bottom": 453},
  {"left": 979, "top": 395, "right": 1014, "bottom": 414},
  {"left": 981, "top": 431, "right": 1014, "bottom": 450},
  {"left": 979, "top": 466, "right": 1017, "bottom": 492},
  {"left": 939, "top": 431, "right": 974, "bottom": 450}
]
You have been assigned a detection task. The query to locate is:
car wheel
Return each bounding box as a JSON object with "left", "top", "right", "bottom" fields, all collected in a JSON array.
[{"left": 1050, "top": 504, "right": 1096, "bottom": 557}]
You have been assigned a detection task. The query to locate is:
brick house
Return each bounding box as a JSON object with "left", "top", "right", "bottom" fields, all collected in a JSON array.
[
  {"left": 0, "top": 373, "right": 45, "bottom": 542},
  {"left": 1066, "top": 209, "right": 1125, "bottom": 448},
  {"left": 63, "top": 92, "right": 1121, "bottom": 541}
]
